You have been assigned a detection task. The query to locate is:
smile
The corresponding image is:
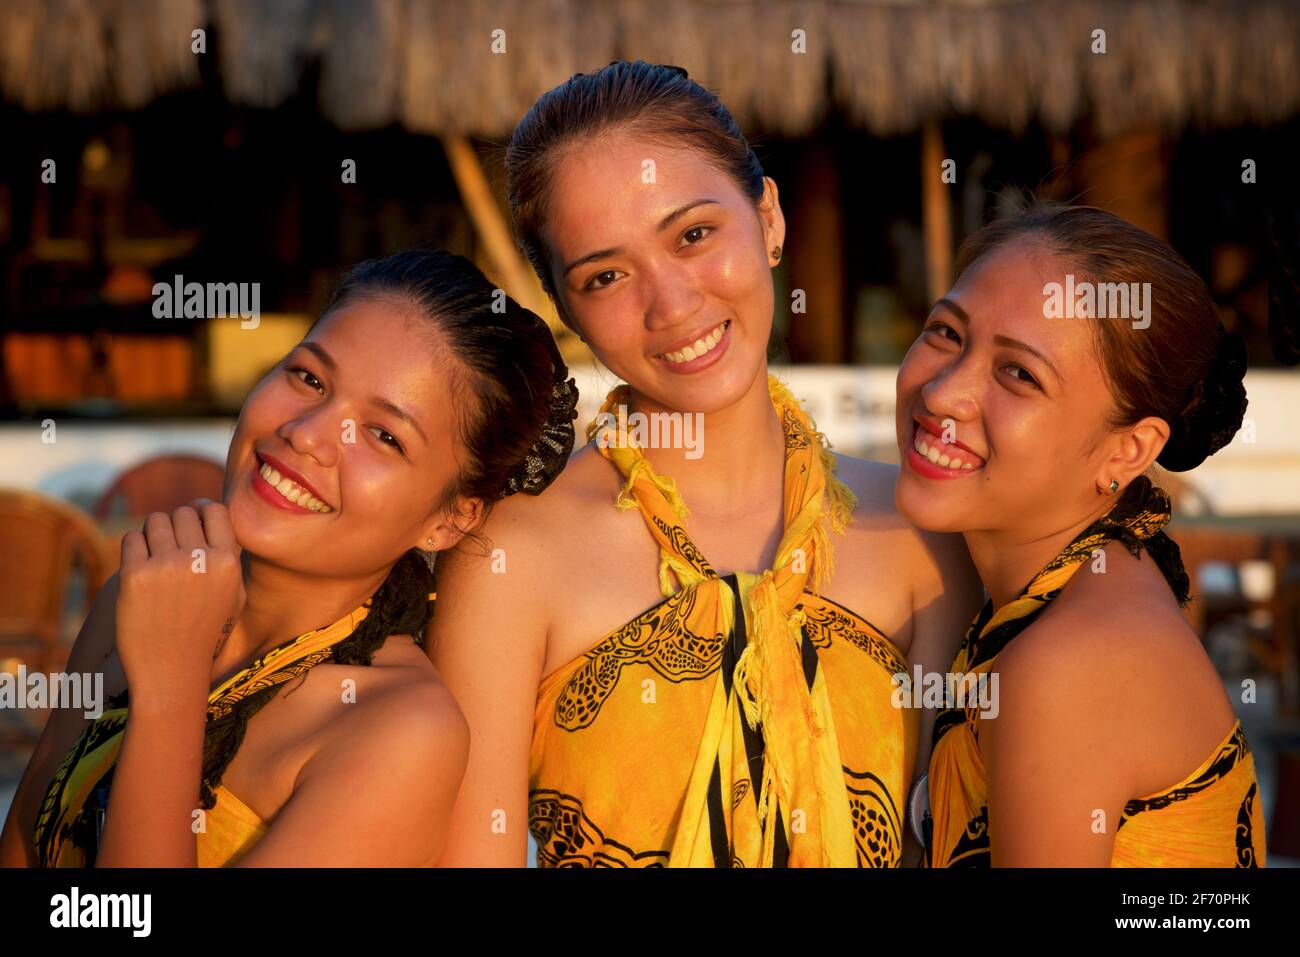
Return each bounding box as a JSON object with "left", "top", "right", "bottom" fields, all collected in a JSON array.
[
  {"left": 906, "top": 421, "right": 986, "bottom": 478},
  {"left": 256, "top": 458, "right": 333, "bottom": 512},
  {"left": 657, "top": 320, "right": 729, "bottom": 365}
]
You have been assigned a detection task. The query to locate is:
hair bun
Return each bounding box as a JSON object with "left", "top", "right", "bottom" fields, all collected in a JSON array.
[
  {"left": 500, "top": 372, "right": 578, "bottom": 498},
  {"left": 1157, "top": 326, "right": 1248, "bottom": 472}
]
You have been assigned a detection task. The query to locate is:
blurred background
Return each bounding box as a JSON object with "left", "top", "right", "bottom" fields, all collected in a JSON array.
[{"left": 1, "top": 0, "right": 1298, "bottom": 865}]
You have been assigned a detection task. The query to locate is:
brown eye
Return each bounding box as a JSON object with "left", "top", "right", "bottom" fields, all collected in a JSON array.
[
  {"left": 289, "top": 367, "right": 324, "bottom": 393},
  {"left": 924, "top": 322, "right": 960, "bottom": 344},
  {"left": 1003, "top": 364, "right": 1041, "bottom": 389},
  {"left": 369, "top": 426, "right": 404, "bottom": 453},
  {"left": 586, "top": 269, "right": 621, "bottom": 290},
  {"left": 681, "top": 225, "right": 713, "bottom": 245}
]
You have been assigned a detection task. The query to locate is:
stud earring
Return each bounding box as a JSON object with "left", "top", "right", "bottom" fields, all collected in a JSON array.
[
  {"left": 1108, "top": 480, "right": 1119, "bottom": 494},
  {"left": 771, "top": 245, "right": 782, "bottom": 262},
  {"left": 426, "top": 537, "right": 434, "bottom": 549}
]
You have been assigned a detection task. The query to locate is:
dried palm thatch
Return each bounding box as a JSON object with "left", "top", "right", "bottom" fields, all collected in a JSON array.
[
  {"left": 2, "top": 0, "right": 1297, "bottom": 138},
  {"left": 0, "top": 0, "right": 202, "bottom": 111}
]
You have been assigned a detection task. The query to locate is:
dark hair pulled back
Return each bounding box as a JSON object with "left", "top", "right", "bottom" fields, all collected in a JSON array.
[
  {"left": 173, "top": 249, "right": 576, "bottom": 810},
  {"left": 954, "top": 203, "right": 1248, "bottom": 472},
  {"left": 506, "top": 60, "right": 765, "bottom": 297}
]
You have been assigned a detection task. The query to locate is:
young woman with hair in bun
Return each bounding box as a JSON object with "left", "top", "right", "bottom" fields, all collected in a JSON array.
[
  {"left": 899, "top": 204, "right": 1266, "bottom": 867},
  {"left": 0, "top": 249, "right": 576, "bottom": 867},
  {"left": 431, "top": 61, "right": 983, "bottom": 868}
]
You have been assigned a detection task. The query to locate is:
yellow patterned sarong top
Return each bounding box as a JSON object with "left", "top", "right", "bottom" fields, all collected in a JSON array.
[
  {"left": 529, "top": 376, "right": 916, "bottom": 867},
  {"left": 927, "top": 478, "right": 1266, "bottom": 868},
  {"left": 33, "top": 601, "right": 374, "bottom": 867}
]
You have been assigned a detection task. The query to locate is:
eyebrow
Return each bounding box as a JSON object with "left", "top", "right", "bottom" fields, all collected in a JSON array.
[
  {"left": 561, "top": 198, "right": 722, "bottom": 278},
  {"left": 931, "top": 298, "right": 1060, "bottom": 380},
  {"left": 932, "top": 297, "right": 970, "bottom": 323},
  {"left": 296, "top": 341, "right": 428, "bottom": 445}
]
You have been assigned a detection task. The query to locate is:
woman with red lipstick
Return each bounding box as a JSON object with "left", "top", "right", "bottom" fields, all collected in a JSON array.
[
  {"left": 0, "top": 249, "right": 577, "bottom": 867},
  {"left": 431, "top": 61, "right": 982, "bottom": 867},
  {"left": 896, "top": 204, "right": 1265, "bottom": 867}
]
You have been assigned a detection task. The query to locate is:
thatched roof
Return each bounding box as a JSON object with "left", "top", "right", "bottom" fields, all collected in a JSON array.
[{"left": 3, "top": 0, "right": 1298, "bottom": 138}]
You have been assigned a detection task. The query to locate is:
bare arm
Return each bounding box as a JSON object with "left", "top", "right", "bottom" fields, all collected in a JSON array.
[
  {"left": 95, "top": 689, "right": 208, "bottom": 867},
  {"left": 902, "top": 530, "right": 983, "bottom": 865},
  {"left": 984, "top": 618, "right": 1133, "bottom": 867},
  {"left": 427, "top": 501, "right": 551, "bottom": 867},
  {"left": 0, "top": 572, "right": 120, "bottom": 867},
  {"left": 908, "top": 530, "right": 984, "bottom": 786}
]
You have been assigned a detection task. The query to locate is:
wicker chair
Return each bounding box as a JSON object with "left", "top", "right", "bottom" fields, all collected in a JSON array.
[
  {"left": 0, "top": 490, "right": 115, "bottom": 679},
  {"left": 92, "top": 454, "right": 226, "bottom": 521}
]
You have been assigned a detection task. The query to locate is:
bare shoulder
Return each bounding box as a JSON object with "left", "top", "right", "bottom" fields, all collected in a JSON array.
[
  {"left": 453, "top": 445, "right": 615, "bottom": 567},
  {"left": 514, "top": 443, "right": 623, "bottom": 522},
  {"left": 994, "top": 542, "right": 1235, "bottom": 788},
  {"left": 831, "top": 452, "right": 976, "bottom": 591},
  {"left": 431, "top": 445, "right": 616, "bottom": 642},
  {"left": 322, "top": 643, "right": 469, "bottom": 760},
  {"left": 1008, "top": 542, "right": 1203, "bottom": 689},
  {"left": 267, "top": 640, "right": 471, "bottom": 867},
  {"left": 363, "top": 666, "right": 467, "bottom": 742},
  {"left": 829, "top": 451, "right": 899, "bottom": 519}
]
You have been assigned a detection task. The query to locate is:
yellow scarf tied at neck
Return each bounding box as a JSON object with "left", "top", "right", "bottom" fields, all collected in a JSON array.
[{"left": 586, "top": 374, "right": 859, "bottom": 867}]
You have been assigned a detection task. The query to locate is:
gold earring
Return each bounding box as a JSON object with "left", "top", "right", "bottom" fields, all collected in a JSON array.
[
  {"left": 426, "top": 536, "right": 434, "bottom": 549},
  {"left": 771, "top": 245, "right": 782, "bottom": 262}
]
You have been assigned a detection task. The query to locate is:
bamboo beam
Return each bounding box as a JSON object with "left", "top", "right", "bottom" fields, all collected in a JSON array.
[{"left": 441, "top": 136, "right": 592, "bottom": 366}]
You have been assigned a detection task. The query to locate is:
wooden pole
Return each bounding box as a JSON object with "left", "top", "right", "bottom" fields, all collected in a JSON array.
[
  {"left": 785, "top": 139, "right": 845, "bottom": 363},
  {"left": 1072, "top": 131, "right": 1169, "bottom": 241},
  {"left": 922, "top": 118, "right": 953, "bottom": 303}
]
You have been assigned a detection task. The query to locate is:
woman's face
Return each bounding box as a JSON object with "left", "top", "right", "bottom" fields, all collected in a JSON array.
[
  {"left": 224, "top": 298, "right": 472, "bottom": 577},
  {"left": 540, "top": 131, "right": 784, "bottom": 414},
  {"left": 895, "top": 237, "right": 1122, "bottom": 539}
]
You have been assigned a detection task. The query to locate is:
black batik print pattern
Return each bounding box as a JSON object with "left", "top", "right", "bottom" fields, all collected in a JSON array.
[
  {"left": 801, "top": 599, "right": 908, "bottom": 677},
  {"left": 529, "top": 790, "right": 669, "bottom": 867},
  {"left": 1236, "top": 782, "right": 1260, "bottom": 868},
  {"left": 845, "top": 768, "right": 903, "bottom": 868},
  {"left": 552, "top": 585, "right": 727, "bottom": 731}
]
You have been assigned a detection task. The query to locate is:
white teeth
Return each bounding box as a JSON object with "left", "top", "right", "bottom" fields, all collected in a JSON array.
[
  {"left": 913, "top": 428, "right": 981, "bottom": 471},
  {"left": 259, "top": 461, "right": 332, "bottom": 512},
  {"left": 660, "top": 321, "right": 727, "bottom": 364}
]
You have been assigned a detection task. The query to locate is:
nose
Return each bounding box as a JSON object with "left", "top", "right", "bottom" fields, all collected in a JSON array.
[
  {"left": 642, "top": 257, "right": 705, "bottom": 332},
  {"left": 276, "top": 402, "right": 340, "bottom": 469},
  {"left": 919, "top": 351, "right": 981, "bottom": 431}
]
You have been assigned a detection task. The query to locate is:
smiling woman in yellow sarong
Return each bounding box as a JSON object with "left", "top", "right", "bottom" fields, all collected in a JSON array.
[
  {"left": 430, "top": 61, "right": 983, "bottom": 868},
  {"left": 0, "top": 250, "right": 577, "bottom": 868},
  {"left": 894, "top": 204, "right": 1266, "bottom": 867}
]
